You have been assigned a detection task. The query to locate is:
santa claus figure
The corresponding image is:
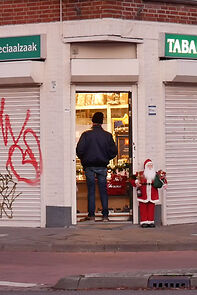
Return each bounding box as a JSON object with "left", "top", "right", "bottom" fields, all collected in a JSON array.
[{"left": 130, "top": 159, "right": 167, "bottom": 228}]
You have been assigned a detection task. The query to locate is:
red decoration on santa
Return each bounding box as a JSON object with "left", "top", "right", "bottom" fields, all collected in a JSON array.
[{"left": 129, "top": 159, "right": 167, "bottom": 228}]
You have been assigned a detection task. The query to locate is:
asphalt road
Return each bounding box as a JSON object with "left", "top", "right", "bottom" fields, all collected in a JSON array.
[
  {"left": 0, "top": 289, "right": 196, "bottom": 295},
  {"left": 0, "top": 250, "right": 197, "bottom": 288}
]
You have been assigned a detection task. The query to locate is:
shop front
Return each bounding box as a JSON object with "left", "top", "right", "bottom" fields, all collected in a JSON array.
[
  {"left": 1, "top": 19, "right": 197, "bottom": 227},
  {"left": 161, "top": 33, "right": 197, "bottom": 225},
  {"left": 68, "top": 36, "right": 139, "bottom": 224},
  {"left": 72, "top": 83, "right": 139, "bottom": 224},
  {"left": 76, "top": 91, "right": 132, "bottom": 222},
  {"left": 0, "top": 34, "right": 44, "bottom": 226},
  {"left": 70, "top": 25, "right": 197, "bottom": 226}
]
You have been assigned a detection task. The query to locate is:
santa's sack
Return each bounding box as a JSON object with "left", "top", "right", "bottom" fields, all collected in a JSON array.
[{"left": 153, "top": 174, "right": 163, "bottom": 188}]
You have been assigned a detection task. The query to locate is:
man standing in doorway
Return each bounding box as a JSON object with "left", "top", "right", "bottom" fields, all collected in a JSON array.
[{"left": 76, "top": 112, "right": 118, "bottom": 222}]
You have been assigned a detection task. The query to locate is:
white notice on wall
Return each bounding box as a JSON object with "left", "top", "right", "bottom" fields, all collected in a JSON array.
[
  {"left": 148, "top": 105, "right": 156, "bottom": 116},
  {"left": 50, "top": 80, "right": 57, "bottom": 92}
]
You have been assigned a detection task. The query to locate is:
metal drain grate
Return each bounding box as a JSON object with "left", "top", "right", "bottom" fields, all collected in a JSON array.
[{"left": 148, "top": 275, "right": 191, "bottom": 289}]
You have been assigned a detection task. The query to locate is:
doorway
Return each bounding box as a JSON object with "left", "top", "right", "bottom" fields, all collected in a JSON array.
[{"left": 76, "top": 91, "right": 133, "bottom": 222}]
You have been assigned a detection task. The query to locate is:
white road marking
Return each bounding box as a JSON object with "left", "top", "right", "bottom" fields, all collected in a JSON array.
[
  {"left": 0, "top": 234, "right": 8, "bottom": 237},
  {"left": 0, "top": 281, "right": 38, "bottom": 287}
]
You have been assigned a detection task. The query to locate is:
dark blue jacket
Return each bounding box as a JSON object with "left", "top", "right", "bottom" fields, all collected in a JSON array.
[{"left": 76, "top": 125, "right": 118, "bottom": 169}]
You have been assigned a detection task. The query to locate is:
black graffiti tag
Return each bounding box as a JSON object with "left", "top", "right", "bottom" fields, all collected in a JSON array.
[{"left": 0, "top": 169, "right": 21, "bottom": 219}]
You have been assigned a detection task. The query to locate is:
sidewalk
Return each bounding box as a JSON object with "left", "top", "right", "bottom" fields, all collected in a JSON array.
[
  {"left": 0, "top": 222, "right": 197, "bottom": 290},
  {"left": 0, "top": 221, "right": 196, "bottom": 252}
]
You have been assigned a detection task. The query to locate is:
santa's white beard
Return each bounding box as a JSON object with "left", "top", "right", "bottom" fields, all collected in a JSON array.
[{"left": 144, "top": 167, "right": 156, "bottom": 181}]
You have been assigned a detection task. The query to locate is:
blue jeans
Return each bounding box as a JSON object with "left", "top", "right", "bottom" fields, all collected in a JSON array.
[{"left": 85, "top": 167, "right": 108, "bottom": 217}]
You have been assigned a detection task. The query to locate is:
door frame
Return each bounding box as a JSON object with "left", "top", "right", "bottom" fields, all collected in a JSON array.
[{"left": 71, "top": 84, "right": 138, "bottom": 224}]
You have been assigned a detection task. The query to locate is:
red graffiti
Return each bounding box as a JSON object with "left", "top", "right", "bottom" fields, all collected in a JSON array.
[{"left": 0, "top": 98, "right": 42, "bottom": 185}]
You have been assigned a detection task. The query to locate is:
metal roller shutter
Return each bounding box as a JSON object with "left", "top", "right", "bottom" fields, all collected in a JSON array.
[
  {"left": 165, "top": 85, "right": 197, "bottom": 225},
  {"left": 0, "top": 87, "right": 41, "bottom": 227}
]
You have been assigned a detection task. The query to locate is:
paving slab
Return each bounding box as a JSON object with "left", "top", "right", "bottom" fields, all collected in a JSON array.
[{"left": 0, "top": 222, "right": 196, "bottom": 252}]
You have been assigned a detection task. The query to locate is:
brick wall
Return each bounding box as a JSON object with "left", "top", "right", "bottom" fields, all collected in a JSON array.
[
  {"left": 0, "top": 0, "right": 196, "bottom": 26},
  {"left": 0, "top": 0, "right": 60, "bottom": 25}
]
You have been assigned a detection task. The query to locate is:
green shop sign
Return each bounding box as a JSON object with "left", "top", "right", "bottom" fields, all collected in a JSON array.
[
  {"left": 165, "top": 33, "right": 197, "bottom": 59},
  {"left": 0, "top": 35, "right": 46, "bottom": 61}
]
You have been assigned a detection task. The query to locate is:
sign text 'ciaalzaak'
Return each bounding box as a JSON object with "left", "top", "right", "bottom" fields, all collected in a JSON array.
[
  {"left": 165, "top": 33, "right": 197, "bottom": 59},
  {"left": 0, "top": 35, "right": 46, "bottom": 61},
  {"left": 0, "top": 42, "right": 37, "bottom": 54}
]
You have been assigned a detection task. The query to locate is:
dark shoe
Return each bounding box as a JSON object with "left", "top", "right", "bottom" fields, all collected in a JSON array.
[
  {"left": 141, "top": 223, "right": 149, "bottom": 228},
  {"left": 149, "top": 223, "right": 155, "bottom": 228},
  {"left": 102, "top": 216, "right": 109, "bottom": 222},
  {"left": 85, "top": 216, "right": 95, "bottom": 221}
]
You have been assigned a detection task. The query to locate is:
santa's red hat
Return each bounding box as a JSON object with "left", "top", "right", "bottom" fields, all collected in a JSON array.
[{"left": 144, "top": 159, "right": 152, "bottom": 168}]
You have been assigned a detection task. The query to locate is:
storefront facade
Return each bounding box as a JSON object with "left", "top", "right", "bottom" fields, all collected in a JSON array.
[{"left": 0, "top": 15, "right": 197, "bottom": 226}]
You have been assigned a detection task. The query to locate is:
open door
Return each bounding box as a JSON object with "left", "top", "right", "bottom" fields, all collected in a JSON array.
[{"left": 76, "top": 92, "right": 133, "bottom": 222}]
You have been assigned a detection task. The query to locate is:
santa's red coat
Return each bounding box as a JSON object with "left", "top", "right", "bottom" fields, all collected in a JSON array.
[{"left": 129, "top": 171, "right": 159, "bottom": 203}]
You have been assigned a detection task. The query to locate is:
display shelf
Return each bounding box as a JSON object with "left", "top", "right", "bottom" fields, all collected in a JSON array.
[
  {"left": 76, "top": 179, "right": 86, "bottom": 183},
  {"left": 76, "top": 104, "right": 128, "bottom": 110}
]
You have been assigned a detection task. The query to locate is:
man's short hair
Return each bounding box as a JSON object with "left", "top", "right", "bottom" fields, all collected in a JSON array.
[{"left": 92, "top": 112, "right": 104, "bottom": 124}]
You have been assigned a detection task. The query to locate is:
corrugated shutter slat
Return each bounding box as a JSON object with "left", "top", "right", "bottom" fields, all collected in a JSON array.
[
  {"left": 0, "top": 87, "right": 41, "bottom": 227},
  {"left": 165, "top": 85, "right": 197, "bottom": 225}
]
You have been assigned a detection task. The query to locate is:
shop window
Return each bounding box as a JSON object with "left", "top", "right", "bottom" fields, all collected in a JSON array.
[{"left": 76, "top": 92, "right": 132, "bottom": 222}]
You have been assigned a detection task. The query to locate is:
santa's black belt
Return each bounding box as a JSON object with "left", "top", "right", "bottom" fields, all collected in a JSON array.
[{"left": 141, "top": 183, "right": 152, "bottom": 186}]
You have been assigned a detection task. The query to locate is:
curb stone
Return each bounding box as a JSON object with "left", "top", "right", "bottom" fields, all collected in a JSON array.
[
  {"left": 191, "top": 273, "right": 197, "bottom": 287},
  {"left": 53, "top": 272, "right": 150, "bottom": 290},
  {"left": 1, "top": 241, "right": 196, "bottom": 253},
  {"left": 53, "top": 270, "right": 197, "bottom": 290}
]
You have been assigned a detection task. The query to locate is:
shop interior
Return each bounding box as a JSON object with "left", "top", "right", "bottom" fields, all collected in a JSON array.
[{"left": 76, "top": 92, "right": 132, "bottom": 222}]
